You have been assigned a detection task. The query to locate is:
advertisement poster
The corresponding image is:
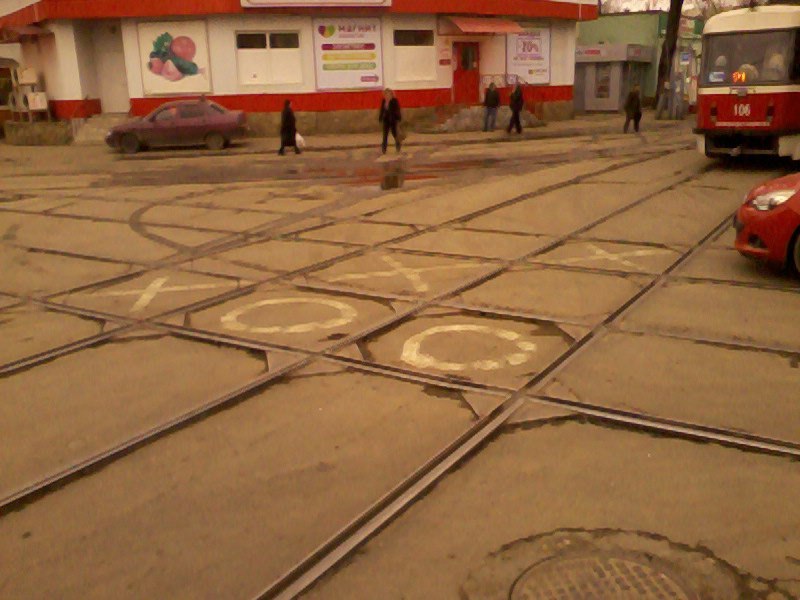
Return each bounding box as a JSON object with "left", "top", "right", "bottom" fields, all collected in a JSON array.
[
  {"left": 138, "top": 21, "right": 211, "bottom": 96},
  {"left": 313, "top": 18, "right": 383, "bottom": 90},
  {"left": 506, "top": 28, "right": 551, "bottom": 85}
]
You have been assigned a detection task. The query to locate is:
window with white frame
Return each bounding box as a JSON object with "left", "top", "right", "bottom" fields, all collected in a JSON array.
[
  {"left": 236, "top": 31, "right": 302, "bottom": 86},
  {"left": 393, "top": 29, "right": 436, "bottom": 82}
]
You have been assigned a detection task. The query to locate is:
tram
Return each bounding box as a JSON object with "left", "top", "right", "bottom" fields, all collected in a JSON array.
[{"left": 696, "top": 5, "right": 800, "bottom": 159}]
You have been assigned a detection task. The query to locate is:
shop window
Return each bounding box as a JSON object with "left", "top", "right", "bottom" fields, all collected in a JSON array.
[
  {"left": 393, "top": 30, "right": 434, "bottom": 47},
  {"left": 393, "top": 28, "right": 436, "bottom": 82},
  {"left": 237, "top": 31, "right": 302, "bottom": 86},
  {"left": 269, "top": 33, "right": 299, "bottom": 49},
  {"left": 237, "top": 33, "right": 267, "bottom": 49}
]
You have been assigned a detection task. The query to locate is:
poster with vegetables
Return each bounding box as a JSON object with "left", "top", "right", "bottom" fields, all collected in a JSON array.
[{"left": 138, "top": 21, "right": 211, "bottom": 95}]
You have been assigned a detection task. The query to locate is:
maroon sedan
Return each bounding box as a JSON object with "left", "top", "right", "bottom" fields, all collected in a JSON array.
[
  {"left": 734, "top": 172, "right": 800, "bottom": 274},
  {"left": 105, "top": 99, "right": 247, "bottom": 154}
]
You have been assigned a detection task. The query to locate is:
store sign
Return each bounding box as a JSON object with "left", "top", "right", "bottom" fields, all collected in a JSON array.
[
  {"left": 243, "top": 0, "right": 390, "bottom": 5},
  {"left": 313, "top": 18, "right": 383, "bottom": 90},
  {"left": 138, "top": 21, "right": 211, "bottom": 95},
  {"left": 577, "top": 46, "right": 607, "bottom": 59},
  {"left": 507, "top": 28, "right": 550, "bottom": 85}
]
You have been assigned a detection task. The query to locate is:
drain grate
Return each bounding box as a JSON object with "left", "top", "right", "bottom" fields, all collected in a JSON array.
[{"left": 511, "top": 554, "right": 693, "bottom": 600}]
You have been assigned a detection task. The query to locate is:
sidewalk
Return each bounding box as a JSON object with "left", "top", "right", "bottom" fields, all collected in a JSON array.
[
  {"left": 0, "top": 111, "right": 689, "bottom": 175},
  {"left": 126, "top": 110, "right": 687, "bottom": 160}
]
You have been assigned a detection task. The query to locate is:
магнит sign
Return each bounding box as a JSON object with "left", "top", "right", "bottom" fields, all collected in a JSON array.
[{"left": 313, "top": 18, "right": 384, "bottom": 90}]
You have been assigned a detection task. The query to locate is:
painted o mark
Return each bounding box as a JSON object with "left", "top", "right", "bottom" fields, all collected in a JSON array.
[
  {"left": 221, "top": 297, "right": 358, "bottom": 334},
  {"left": 401, "top": 324, "right": 538, "bottom": 372}
]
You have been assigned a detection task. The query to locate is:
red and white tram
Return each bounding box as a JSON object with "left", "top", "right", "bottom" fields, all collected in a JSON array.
[{"left": 696, "top": 5, "right": 800, "bottom": 159}]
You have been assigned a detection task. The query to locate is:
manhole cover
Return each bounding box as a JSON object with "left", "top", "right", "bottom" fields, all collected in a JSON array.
[
  {"left": 460, "top": 530, "right": 760, "bottom": 600},
  {"left": 511, "top": 554, "right": 692, "bottom": 600}
]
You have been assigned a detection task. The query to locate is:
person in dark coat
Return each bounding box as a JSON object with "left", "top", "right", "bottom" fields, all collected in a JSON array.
[
  {"left": 483, "top": 83, "right": 500, "bottom": 132},
  {"left": 507, "top": 83, "right": 524, "bottom": 134},
  {"left": 379, "top": 88, "right": 402, "bottom": 154},
  {"left": 278, "top": 99, "right": 300, "bottom": 155},
  {"left": 624, "top": 85, "right": 643, "bottom": 133}
]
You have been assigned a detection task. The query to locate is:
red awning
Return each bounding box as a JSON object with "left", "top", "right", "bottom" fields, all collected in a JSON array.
[{"left": 447, "top": 17, "right": 524, "bottom": 34}]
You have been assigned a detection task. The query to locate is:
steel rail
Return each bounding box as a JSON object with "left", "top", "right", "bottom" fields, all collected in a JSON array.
[
  {"left": 254, "top": 211, "right": 768, "bottom": 600},
  {"left": 531, "top": 395, "right": 800, "bottom": 457},
  {"left": 0, "top": 148, "right": 704, "bottom": 515}
]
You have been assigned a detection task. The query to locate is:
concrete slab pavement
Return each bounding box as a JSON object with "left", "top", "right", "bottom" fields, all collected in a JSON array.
[
  {"left": 543, "top": 331, "right": 800, "bottom": 444},
  {"left": 0, "top": 335, "right": 265, "bottom": 500},
  {"left": 303, "top": 422, "right": 800, "bottom": 600},
  {"left": 0, "top": 305, "right": 103, "bottom": 365},
  {"left": 0, "top": 369, "right": 481, "bottom": 600}
]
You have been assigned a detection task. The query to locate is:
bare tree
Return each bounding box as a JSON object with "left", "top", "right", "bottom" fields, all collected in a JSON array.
[{"left": 655, "top": 0, "right": 684, "bottom": 104}]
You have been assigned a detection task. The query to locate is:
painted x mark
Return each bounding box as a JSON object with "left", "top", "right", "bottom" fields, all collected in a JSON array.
[
  {"left": 549, "top": 243, "right": 670, "bottom": 272},
  {"left": 90, "top": 276, "right": 240, "bottom": 313},
  {"left": 326, "top": 255, "right": 481, "bottom": 293}
]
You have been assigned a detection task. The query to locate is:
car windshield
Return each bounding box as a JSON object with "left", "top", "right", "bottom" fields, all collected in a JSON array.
[{"left": 702, "top": 29, "right": 798, "bottom": 85}]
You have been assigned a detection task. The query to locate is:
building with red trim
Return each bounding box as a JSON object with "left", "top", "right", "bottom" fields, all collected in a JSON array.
[{"left": 0, "top": 0, "right": 597, "bottom": 125}]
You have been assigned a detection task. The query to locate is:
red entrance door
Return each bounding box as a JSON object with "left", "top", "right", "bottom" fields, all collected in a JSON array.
[{"left": 453, "top": 42, "right": 480, "bottom": 104}]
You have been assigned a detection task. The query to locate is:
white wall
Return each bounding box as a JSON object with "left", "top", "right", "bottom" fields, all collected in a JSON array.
[
  {"left": 209, "top": 15, "right": 315, "bottom": 95},
  {"left": 91, "top": 20, "right": 130, "bottom": 112},
  {"left": 382, "top": 14, "right": 450, "bottom": 91},
  {"left": 73, "top": 21, "right": 98, "bottom": 98},
  {"left": 20, "top": 20, "right": 83, "bottom": 100},
  {"left": 0, "top": 43, "right": 21, "bottom": 64},
  {"left": 116, "top": 14, "right": 577, "bottom": 101},
  {"left": 550, "top": 20, "right": 577, "bottom": 86}
]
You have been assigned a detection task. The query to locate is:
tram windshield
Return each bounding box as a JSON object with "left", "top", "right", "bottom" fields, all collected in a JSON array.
[{"left": 702, "top": 29, "right": 800, "bottom": 85}]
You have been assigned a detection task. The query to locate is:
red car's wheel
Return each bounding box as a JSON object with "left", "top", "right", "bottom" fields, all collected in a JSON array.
[
  {"left": 791, "top": 228, "right": 800, "bottom": 276},
  {"left": 120, "top": 133, "right": 140, "bottom": 155},
  {"left": 205, "top": 132, "right": 225, "bottom": 151}
]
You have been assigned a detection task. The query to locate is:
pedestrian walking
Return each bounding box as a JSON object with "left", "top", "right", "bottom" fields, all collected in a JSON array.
[
  {"left": 278, "top": 99, "right": 301, "bottom": 155},
  {"left": 623, "top": 85, "right": 642, "bottom": 133},
  {"left": 379, "top": 88, "right": 402, "bottom": 154},
  {"left": 483, "top": 83, "right": 500, "bottom": 132},
  {"left": 507, "top": 83, "right": 524, "bottom": 134}
]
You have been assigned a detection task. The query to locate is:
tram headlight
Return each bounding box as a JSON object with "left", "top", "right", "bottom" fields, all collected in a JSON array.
[{"left": 749, "top": 190, "right": 796, "bottom": 211}]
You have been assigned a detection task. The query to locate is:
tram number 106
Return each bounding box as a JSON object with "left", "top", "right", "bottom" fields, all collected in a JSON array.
[{"left": 733, "top": 103, "right": 752, "bottom": 117}]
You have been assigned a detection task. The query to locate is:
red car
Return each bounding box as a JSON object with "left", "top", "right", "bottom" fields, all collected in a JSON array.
[
  {"left": 105, "top": 99, "right": 247, "bottom": 154},
  {"left": 735, "top": 173, "right": 800, "bottom": 273}
]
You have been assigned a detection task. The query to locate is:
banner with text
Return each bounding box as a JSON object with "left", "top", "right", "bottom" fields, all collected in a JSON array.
[
  {"left": 313, "top": 18, "right": 383, "bottom": 90},
  {"left": 507, "top": 28, "right": 551, "bottom": 85}
]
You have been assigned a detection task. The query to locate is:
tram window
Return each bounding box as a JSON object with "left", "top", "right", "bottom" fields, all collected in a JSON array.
[
  {"left": 793, "top": 32, "right": 800, "bottom": 81},
  {"left": 702, "top": 30, "right": 795, "bottom": 85}
]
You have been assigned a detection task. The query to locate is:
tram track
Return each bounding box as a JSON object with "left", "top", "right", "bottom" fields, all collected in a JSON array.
[
  {"left": 1, "top": 143, "right": 691, "bottom": 379},
  {"left": 0, "top": 139, "right": 797, "bottom": 599},
  {"left": 254, "top": 208, "right": 800, "bottom": 600},
  {"left": 0, "top": 150, "right": 786, "bottom": 521}
]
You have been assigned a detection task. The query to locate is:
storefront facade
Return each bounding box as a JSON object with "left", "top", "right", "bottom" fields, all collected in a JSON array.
[
  {"left": 576, "top": 11, "right": 702, "bottom": 109},
  {"left": 0, "top": 0, "right": 597, "bottom": 125}
]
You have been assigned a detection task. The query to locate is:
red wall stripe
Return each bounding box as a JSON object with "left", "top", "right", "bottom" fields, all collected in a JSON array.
[
  {"left": 50, "top": 98, "right": 102, "bottom": 119},
  {"left": 128, "top": 86, "right": 573, "bottom": 116}
]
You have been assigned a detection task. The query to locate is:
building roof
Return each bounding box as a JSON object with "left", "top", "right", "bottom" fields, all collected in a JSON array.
[{"left": 0, "top": 0, "right": 598, "bottom": 28}]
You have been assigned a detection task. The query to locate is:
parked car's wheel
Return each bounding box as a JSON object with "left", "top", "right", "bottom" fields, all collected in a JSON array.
[
  {"left": 205, "top": 132, "right": 226, "bottom": 151},
  {"left": 790, "top": 228, "right": 800, "bottom": 276},
  {"left": 120, "top": 133, "right": 140, "bottom": 155}
]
